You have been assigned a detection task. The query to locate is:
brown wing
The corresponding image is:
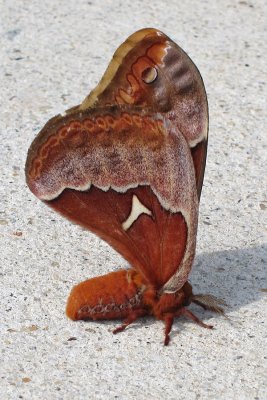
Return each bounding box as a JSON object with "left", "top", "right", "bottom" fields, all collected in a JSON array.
[
  {"left": 67, "top": 28, "right": 208, "bottom": 198},
  {"left": 26, "top": 107, "right": 198, "bottom": 291},
  {"left": 47, "top": 186, "right": 188, "bottom": 289}
]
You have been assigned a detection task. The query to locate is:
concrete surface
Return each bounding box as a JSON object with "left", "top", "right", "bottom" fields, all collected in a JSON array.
[{"left": 0, "top": 0, "right": 266, "bottom": 399}]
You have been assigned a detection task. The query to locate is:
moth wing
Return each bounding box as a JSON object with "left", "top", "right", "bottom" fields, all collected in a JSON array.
[
  {"left": 67, "top": 28, "right": 208, "bottom": 198},
  {"left": 26, "top": 106, "right": 198, "bottom": 291}
]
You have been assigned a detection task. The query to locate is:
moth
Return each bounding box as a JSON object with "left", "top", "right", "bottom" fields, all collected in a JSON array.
[{"left": 26, "top": 28, "right": 225, "bottom": 345}]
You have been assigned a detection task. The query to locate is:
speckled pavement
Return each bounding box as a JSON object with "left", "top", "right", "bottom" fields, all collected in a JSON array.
[{"left": 1, "top": 1, "right": 266, "bottom": 399}]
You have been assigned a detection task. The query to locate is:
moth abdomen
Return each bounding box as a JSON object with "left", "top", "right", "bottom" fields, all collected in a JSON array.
[{"left": 66, "top": 269, "right": 146, "bottom": 321}]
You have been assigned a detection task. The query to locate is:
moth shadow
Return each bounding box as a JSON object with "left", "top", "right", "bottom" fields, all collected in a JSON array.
[
  {"left": 190, "top": 244, "right": 267, "bottom": 313},
  {"left": 166, "top": 244, "right": 267, "bottom": 337}
]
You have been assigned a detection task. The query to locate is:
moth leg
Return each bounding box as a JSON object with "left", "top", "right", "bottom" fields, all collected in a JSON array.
[
  {"left": 163, "top": 314, "right": 174, "bottom": 346},
  {"left": 113, "top": 309, "right": 146, "bottom": 335},
  {"left": 176, "top": 307, "right": 213, "bottom": 329}
]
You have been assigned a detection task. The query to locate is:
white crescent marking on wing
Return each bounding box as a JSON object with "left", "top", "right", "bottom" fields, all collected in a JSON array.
[{"left": 122, "top": 195, "right": 152, "bottom": 231}]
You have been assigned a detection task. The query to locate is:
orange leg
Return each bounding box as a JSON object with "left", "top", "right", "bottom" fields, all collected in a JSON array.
[
  {"left": 113, "top": 309, "right": 147, "bottom": 335},
  {"left": 176, "top": 307, "right": 213, "bottom": 329},
  {"left": 163, "top": 314, "right": 174, "bottom": 346},
  {"left": 162, "top": 308, "right": 213, "bottom": 346}
]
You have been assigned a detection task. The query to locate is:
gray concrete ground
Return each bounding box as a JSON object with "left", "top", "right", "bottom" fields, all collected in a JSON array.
[{"left": 1, "top": 0, "right": 266, "bottom": 399}]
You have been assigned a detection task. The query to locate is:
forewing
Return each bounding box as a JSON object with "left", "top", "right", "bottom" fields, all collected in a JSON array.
[
  {"left": 26, "top": 106, "right": 198, "bottom": 290},
  {"left": 68, "top": 28, "right": 208, "bottom": 198}
]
